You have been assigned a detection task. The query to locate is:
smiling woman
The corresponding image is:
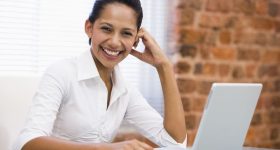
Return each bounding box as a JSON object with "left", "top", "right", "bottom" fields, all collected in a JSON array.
[
  {"left": 86, "top": 3, "right": 138, "bottom": 69},
  {"left": 12, "top": 0, "right": 187, "bottom": 149},
  {"left": 0, "top": 0, "right": 167, "bottom": 114},
  {"left": 1, "top": 0, "right": 185, "bottom": 150}
]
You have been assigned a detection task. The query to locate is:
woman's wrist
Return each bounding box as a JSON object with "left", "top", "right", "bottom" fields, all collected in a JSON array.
[{"left": 156, "top": 59, "right": 172, "bottom": 73}]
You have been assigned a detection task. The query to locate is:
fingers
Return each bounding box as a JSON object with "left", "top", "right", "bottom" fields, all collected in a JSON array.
[
  {"left": 130, "top": 49, "right": 143, "bottom": 59},
  {"left": 136, "top": 28, "right": 160, "bottom": 51},
  {"left": 130, "top": 49, "right": 153, "bottom": 63},
  {"left": 129, "top": 139, "right": 153, "bottom": 150},
  {"left": 137, "top": 28, "right": 154, "bottom": 43}
]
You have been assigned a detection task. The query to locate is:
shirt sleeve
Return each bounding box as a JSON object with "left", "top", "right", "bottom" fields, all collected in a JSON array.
[
  {"left": 13, "top": 66, "right": 66, "bottom": 150},
  {"left": 124, "top": 87, "right": 187, "bottom": 147}
]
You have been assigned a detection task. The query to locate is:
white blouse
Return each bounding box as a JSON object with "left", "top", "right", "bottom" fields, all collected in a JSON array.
[{"left": 13, "top": 50, "right": 185, "bottom": 150}]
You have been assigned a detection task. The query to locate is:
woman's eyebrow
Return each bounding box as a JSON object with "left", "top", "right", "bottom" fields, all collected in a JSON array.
[
  {"left": 99, "top": 22, "right": 136, "bottom": 32},
  {"left": 100, "top": 22, "right": 113, "bottom": 27},
  {"left": 123, "top": 28, "right": 136, "bottom": 32}
]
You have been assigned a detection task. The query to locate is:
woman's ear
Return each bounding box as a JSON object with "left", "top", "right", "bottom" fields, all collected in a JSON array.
[
  {"left": 85, "top": 20, "right": 93, "bottom": 38},
  {"left": 133, "top": 40, "right": 139, "bottom": 48}
]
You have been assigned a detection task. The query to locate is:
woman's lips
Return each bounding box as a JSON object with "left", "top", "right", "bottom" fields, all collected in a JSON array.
[{"left": 100, "top": 46, "right": 123, "bottom": 60}]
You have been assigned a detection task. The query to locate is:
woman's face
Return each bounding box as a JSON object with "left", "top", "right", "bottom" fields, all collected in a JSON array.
[{"left": 86, "top": 3, "right": 138, "bottom": 69}]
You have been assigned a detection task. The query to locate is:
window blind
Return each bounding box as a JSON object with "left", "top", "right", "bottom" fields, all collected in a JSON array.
[{"left": 0, "top": 0, "right": 168, "bottom": 114}]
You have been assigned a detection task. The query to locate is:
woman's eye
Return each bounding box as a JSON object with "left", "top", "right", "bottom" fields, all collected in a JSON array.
[
  {"left": 101, "top": 27, "right": 111, "bottom": 32},
  {"left": 123, "top": 31, "right": 133, "bottom": 36}
]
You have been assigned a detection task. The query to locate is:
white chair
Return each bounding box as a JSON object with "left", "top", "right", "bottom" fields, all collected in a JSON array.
[{"left": 0, "top": 75, "right": 40, "bottom": 150}]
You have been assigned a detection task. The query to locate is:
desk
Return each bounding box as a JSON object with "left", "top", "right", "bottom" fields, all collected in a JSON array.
[
  {"left": 155, "top": 147, "right": 278, "bottom": 150},
  {"left": 244, "top": 148, "right": 278, "bottom": 150}
]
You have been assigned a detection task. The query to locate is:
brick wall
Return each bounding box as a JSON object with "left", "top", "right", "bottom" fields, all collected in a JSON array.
[{"left": 169, "top": 0, "right": 280, "bottom": 148}]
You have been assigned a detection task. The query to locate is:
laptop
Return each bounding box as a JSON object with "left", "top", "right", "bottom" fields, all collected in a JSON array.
[{"left": 155, "top": 83, "right": 262, "bottom": 150}]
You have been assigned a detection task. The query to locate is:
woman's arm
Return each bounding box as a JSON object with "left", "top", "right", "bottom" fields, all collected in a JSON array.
[
  {"left": 22, "top": 136, "right": 152, "bottom": 150},
  {"left": 22, "top": 137, "right": 96, "bottom": 150},
  {"left": 130, "top": 28, "right": 187, "bottom": 143},
  {"left": 156, "top": 62, "right": 187, "bottom": 143}
]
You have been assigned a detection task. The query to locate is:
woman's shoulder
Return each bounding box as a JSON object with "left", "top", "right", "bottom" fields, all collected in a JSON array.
[{"left": 44, "top": 57, "right": 77, "bottom": 79}]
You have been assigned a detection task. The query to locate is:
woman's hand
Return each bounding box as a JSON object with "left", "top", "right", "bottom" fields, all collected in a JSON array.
[
  {"left": 101, "top": 139, "right": 153, "bottom": 150},
  {"left": 130, "top": 28, "right": 170, "bottom": 68}
]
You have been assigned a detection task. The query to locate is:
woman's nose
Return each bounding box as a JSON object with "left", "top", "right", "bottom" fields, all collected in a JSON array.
[{"left": 108, "top": 34, "right": 121, "bottom": 48}]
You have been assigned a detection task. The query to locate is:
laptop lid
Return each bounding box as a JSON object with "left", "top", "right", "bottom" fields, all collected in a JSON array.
[{"left": 192, "top": 83, "right": 262, "bottom": 150}]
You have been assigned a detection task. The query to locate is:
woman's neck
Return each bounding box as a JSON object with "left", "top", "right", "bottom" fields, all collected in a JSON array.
[{"left": 91, "top": 52, "right": 113, "bottom": 87}]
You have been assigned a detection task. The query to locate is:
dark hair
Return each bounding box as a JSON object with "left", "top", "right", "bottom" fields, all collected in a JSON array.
[{"left": 88, "top": 0, "right": 143, "bottom": 45}]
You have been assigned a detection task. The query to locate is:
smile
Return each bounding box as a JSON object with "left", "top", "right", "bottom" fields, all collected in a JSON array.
[{"left": 101, "top": 47, "right": 122, "bottom": 57}]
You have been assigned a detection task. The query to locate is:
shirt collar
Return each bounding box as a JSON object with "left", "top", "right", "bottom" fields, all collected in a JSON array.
[
  {"left": 77, "top": 50, "right": 99, "bottom": 81},
  {"left": 77, "top": 50, "right": 127, "bottom": 96},
  {"left": 112, "top": 65, "right": 127, "bottom": 96}
]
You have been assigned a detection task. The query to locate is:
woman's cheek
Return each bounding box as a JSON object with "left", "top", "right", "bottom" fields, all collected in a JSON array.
[{"left": 124, "top": 41, "right": 134, "bottom": 51}]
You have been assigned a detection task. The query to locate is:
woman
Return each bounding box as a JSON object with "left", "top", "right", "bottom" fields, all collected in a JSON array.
[{"left": 14, "top": 0, "right": 187, "bottom": 149}]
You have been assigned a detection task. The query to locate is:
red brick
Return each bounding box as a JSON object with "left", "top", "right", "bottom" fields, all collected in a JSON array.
[
  {"left": 211, "top": 47, "right": 236, "bottom": 60},
  {"left": 233, "top": 0, "right": 256, "bottom": 15},
  {"left": 268, "top": 111, "right": 280, "bottom": 124},
  {"left": 177, "top": 0, "right": 203, "bottom": 10},
  {"left": 234, "top": 31, "right": 268, "bottom": 46},
  {"left": 179, "top": 44, "right": 197, "bottom": 58},
  {"left": 256, "top": 95, "right": 265, "bottom": 110},
  {"left": 251, "top": 112, "right": 262, "bottom": 126},
  {"left": 270, "top": 128, "right": 279, "bottom": 140},
  {"left": 262, "top": 50, "right": 280, "bottom": 63},
  {"left": 254, "top": 33, "right": 268, "bottom": 46},
  {"left": 250, "top": 17, "right": 274, "bottom": 30},
  {"left": 276, "top": 21, "right": 280, "bottom": 32},
  {"left": 234, "top": 31, "right": 255, "bottom": 45},
  {"left": 246, "top": 126, "right": 270, "bottom": 143},
  {"left": 206, "top": 0, "right": 233, "bottom": 13},
  {"left": 197, "top": 80, "right": 213, "bottom": 95},
  {"left": 273, "top": 142, "right": 280, "bottom": 148},
  {"left": 174, "top": 61, "right": 192, "bottom": 74},
  {"left": 232, "top": 66, "right": 245, "bottom": 79},
  {"left": 237, "top": 48, "right": 260, "bottom": 61},
  {"left": 258, "top": 65, "right": 279, "bottom": 78},
  {"left": 177, "top": 78, "right": 196, "bottom": 94},
  {"left": 263, "top": 81, "right": 277, "bottom": 92},
  {"left": 262, "top": 95, "right": 274, "bottom": 109},
  {"left": 199, "top": 46, "right": 211, "bottom": 59},
  {"left": 185, "top": 114, "right": 197, "bottom": 130},
  {"left": 255, "top": 0, "right": 268, "bottom": 15},
  {"left": 203, "top": 63, "right": 217, "bottom": 76},
  {"left": 245, "top": 64, "right": 257, "bottom": 78},
  {"left": 276, "top": 80, "right": 280, "bottom": 92},
  {"left": 218, "top": 64, "right": 231, "bottom": 77},
  {"left": 178, "top": 28, "right": 206, "bottom": 45},
  {"left": 182, "top": 97, "right": 192, "bottom": 112},
  {"left": 176, "top": 8, "right": 195, "bottom": 26},
  {"left": 224, "top": 16, "right": 239, "bottom": 29},
  {"left": 199, "top": 13, "right": 226, "bottom": 29},
  {"left": 233, "top": 16, "right": 251, "bottom": 30},
  {"left": 193, "top": 97, "right": 207, "bottom": 112},
  {"left": 204, "top": 30, "right": 219, "bottom": 46},
  {"left": 268, "top": 34, "right": 280, "bottom": 47},
  {"left": 219, "top": 30, "right": 231, "bottom": 44},
  {"left": 245, "top": 127, "right": 257, "bottom": 144},
  {"left": 187, "top": 131, "right": 196, "bottom": 146},
  {"left": 194, "top": 63, "right": 217, "bottom": 76},
  {"left": 268, "top": 2, "right": 280, "bottom": 17},
  {"left": 194, "top": 63, "right": 203, "bottom": 74},
  {"left": 271, "top": 96, "right": 280, "bottom": 109}
]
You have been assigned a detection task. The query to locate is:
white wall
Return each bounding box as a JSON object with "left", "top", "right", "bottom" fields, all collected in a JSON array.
[{"left": 0, "top": 75, "right": 39, "bottom": 150}]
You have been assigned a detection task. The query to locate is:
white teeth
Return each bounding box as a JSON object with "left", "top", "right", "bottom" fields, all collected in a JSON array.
[{"left": 103, "top": 48, "right": 120, "bottom": 56}]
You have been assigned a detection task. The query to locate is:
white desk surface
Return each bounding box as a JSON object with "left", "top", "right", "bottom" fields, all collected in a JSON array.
[{"left": 155, "top": 147, "right": 279, "bottom": 150}]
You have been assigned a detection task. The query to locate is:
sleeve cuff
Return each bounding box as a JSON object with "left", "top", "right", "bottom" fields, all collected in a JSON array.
[
  {"left": 157, "top": 128, "right": 187, "bottom": 148},
  {"left": 12, "top": 131, "right": 45, "bottom": 150}
]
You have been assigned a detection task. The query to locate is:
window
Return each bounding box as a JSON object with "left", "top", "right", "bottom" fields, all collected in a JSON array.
[{"left": 0, "top": 0, "right": 168, "bottom": 114}]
